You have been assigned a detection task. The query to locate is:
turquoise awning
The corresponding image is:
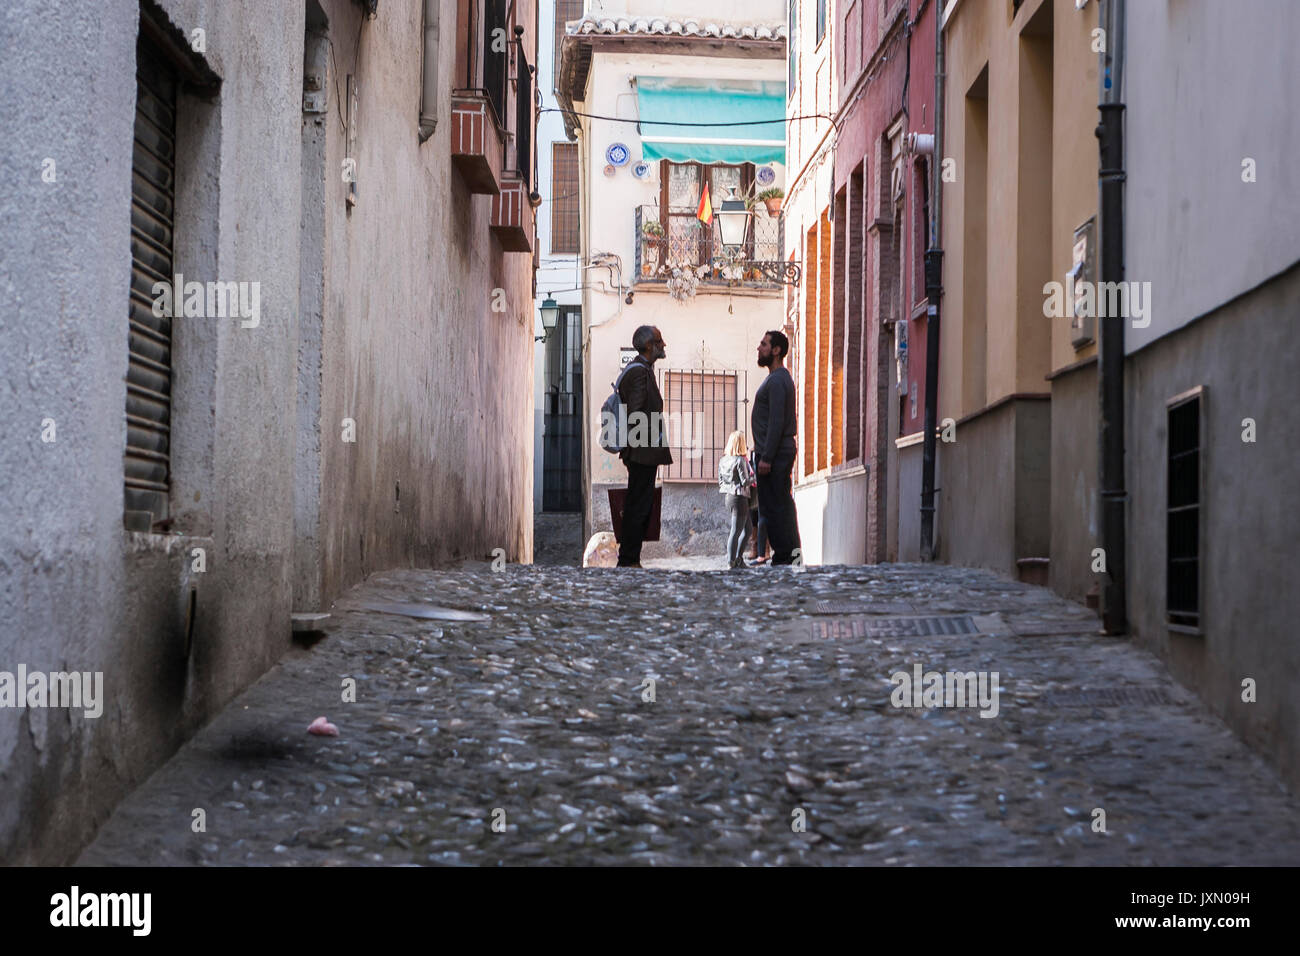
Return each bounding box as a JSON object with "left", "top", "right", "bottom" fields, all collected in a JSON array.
[{"left": 635, "top": 78, "right": 786, "bottom": 166}]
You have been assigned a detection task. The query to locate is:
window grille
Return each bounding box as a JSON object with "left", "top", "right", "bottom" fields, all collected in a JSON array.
[{"left": 1167, "top": 390, "right": 1204, "bottom": 629}]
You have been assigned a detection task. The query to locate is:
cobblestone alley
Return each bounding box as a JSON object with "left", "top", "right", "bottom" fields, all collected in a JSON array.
[{"left": 77, "top": 562, "right": 1300, "bottom": 866}]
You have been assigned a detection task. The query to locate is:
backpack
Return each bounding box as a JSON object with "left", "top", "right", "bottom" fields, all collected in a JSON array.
[{"left": 599, "top": 361, "right": 639, "bottom": 455}]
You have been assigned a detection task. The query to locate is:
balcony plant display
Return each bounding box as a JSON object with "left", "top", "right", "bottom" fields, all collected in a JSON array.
[
  {"left": 658, "top": 256, "right": 709, "bottom": 303},
  {"left": 758, "top": 186, "right": 785, "bottom": 217},
  {"left": 641, "top": 219, "right": 665, "bottom": 276}
]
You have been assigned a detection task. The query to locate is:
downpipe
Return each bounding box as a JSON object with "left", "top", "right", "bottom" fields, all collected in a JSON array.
[
  {"left": 1096, "top": 0, "right": 1128, "bottom": 634},
  {"left": 920, "top": 1, "right": 944, "bottom": 561},
  {"left": 418, "top": 0, "right": 440, "bottom": 142}
]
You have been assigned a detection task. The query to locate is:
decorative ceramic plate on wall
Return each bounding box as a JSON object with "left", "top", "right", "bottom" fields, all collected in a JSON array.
[
  {"left": 606, "top": 142, "right": 630, "bottom": 167},
  {"left": 632, "top": 161, "right": 652, "bottom": 180},
  {"left": 756, "top": 165, "right": 776, "bottom": 186}
]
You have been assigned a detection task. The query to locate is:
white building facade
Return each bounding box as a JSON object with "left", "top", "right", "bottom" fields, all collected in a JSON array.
[{"left": 557, "top": 3, "right": 792, "bottom": 555}]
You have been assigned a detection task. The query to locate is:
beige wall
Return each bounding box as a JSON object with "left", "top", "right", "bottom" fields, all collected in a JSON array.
[{"left": 941, "top": 0, "right": 1098, "bottom": 421}]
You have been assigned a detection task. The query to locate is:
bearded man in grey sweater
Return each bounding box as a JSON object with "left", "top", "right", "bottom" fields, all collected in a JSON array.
[{"left": 751, "top": 330, "right": 801, "bottom": 565}]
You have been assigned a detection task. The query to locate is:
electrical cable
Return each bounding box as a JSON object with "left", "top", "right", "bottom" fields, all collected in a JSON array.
[{"left": 539, "top": 106, "right": 843, "bottom": 133}]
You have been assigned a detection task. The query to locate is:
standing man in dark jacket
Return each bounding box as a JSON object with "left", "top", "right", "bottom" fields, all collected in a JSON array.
[
  {"left": 752, "top": 330, "right": 801, "bottom": 565},
  {"left": 617, "top": 325, "right": 673, "bottom": 567}
]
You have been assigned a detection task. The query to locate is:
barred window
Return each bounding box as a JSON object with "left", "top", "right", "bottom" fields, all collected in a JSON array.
[
  {"left": 1167, "top": 389, "right": 1205, "bottom": 631},
  {"left": 551, "top": 141, "right": 580, "bottom": 254},
  {"left": 660, "top": 369, "right": 742, "bottom": 482}
]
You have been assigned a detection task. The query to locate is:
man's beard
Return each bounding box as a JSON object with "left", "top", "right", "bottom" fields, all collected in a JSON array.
[{"left": 757, "top": 352, "right": 772, "bottom": 368}]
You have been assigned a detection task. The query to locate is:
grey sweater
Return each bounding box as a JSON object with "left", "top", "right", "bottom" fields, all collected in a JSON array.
[{"left": 752, "top": 367, "right": 796, "bottom": 463}]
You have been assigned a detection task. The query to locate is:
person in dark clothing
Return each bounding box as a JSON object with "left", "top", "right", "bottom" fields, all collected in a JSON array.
[
  {"left": 617, "top": 325, "right": 672, "bottom": 567},
  {"left": 752, "top": 329, "right": 801, "bottom": 565}
]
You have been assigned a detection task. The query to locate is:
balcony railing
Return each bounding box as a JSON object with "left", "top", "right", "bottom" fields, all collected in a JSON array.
[
  {"left": 634, "top": 204, "right": 786, "bottom": 290},
  {"left": 512, "top": 41, "right": 532, "bottom": 185},
  {"left": 455, "top": 0, "right": 509, "bottom": 131}
]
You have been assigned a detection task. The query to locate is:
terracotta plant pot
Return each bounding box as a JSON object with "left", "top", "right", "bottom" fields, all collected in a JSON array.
[{"left": 764, "top": 197, "right": 783, "bottom": 217}]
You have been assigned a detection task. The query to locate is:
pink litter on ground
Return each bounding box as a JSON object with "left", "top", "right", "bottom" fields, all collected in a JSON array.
[{"left": 307, "top": 716, "right": 338, "bottom": 737}]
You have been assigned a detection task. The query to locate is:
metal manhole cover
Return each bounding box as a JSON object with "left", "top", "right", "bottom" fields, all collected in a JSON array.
[
  {"left": 813, "top": 601, "right": 918, "bottom": 615},
  {"left": 807, "top": 615, "right": 979, "bottom": 639},
  {"left": 1039, "top": 687, "right": 1178, "bottom": 707}
]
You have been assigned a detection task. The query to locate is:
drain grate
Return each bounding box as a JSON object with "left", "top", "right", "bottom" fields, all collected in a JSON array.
[
  {"left": 813, "top": 601, "right": 917, "bottom": 615},
  {"left": 1039, "top": 687, "right": 1178, "bottom": 708},
  {"left": 807, "top": 615, "right": 979, "bottom": 639}
]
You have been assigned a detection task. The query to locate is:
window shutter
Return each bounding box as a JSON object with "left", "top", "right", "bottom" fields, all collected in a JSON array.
[{"left": 125, "top": 38, "right": 177, "bottom": 528}]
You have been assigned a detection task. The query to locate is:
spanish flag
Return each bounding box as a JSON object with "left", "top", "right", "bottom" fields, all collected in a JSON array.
[{"left": 696, "top": 183, "right": 713, "bottom": 224}]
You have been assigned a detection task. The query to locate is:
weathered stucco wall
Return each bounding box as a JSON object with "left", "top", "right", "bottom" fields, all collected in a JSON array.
[
  {"left": 0, "top": 0, "right": 536, "bottom": 864},
  {"left": 1126, "top": 262, "right": 1300, "bottom": 792},
  {"left": 937, "top": 397, "right": 1048, "bottom": 577},
  {"left": 1124, "top": 0, "right": 1300, "bottom": 354},
  {"left": 1047, "top": 360, "right": 1098, "bottom": 603},
  {"left": 313, "top": 0, "right": 535, "bottom": 603},
  {"left": 0, "top": 0, "right": 303, "bottom": 865}
]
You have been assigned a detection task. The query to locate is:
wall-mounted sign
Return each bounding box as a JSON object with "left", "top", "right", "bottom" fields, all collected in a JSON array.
[
  {"left": 619, "top": 348, "right": 638, "bottom": 368},
  {"left": 606, "top": 143, "right": 630, "bottom": 167},
  {"left": 1070, "top": 217, "right": 1096, "bottom": 349}
]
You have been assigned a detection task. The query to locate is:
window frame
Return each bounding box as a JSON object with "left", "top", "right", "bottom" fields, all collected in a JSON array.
[
  {"left": 1165, "top": 384, "right": 1207, "bottom": 634},
  {"left": 550, "top": 140, "right": 580, "bottom": 255}
]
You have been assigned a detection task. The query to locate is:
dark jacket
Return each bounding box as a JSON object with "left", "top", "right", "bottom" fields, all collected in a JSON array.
[{"left": 618, "top": 357, "right": 674, "bottom": 467}]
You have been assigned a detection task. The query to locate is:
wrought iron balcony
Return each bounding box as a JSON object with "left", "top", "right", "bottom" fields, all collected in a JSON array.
[{"left": 633, "top": 205, "right": 798, "bottom": 290}]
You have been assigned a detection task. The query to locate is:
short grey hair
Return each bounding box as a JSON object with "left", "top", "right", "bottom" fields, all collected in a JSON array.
[{"left": 632, "top": 325, "right": 657, "bottom": 353}]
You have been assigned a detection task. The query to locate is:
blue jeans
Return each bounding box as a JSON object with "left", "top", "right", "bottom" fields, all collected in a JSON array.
[{"left": 725, "top": 493, "right": 750, "bottom": 566}]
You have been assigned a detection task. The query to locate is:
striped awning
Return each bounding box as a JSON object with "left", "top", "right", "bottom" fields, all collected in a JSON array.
[{"left": 635, "top": 78, "right": 786, "bottom": 166}]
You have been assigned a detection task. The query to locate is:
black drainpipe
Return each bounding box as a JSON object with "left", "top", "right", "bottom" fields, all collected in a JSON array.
[
  {"left": 920, "top": 0, "right": 944, "bottom": 561},
  {"left": 1096, "top": 0, "right": 1128, "bottom": 633}
]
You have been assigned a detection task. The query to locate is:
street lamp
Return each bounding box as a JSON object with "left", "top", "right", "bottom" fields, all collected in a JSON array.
[
  {"left": 716, "top": 188, "right": 751, "bottom": 250},
  {"left": 535, "top": 296, "right": 559, "bottom": 342}
]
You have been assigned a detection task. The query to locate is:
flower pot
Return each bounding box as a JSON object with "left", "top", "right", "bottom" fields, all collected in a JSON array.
[
  {"left": 763, "top": 197, "right": 783, "bottom": 217},
  {"left": 642, "top": 238, "right": 663, "bottom": 277}
]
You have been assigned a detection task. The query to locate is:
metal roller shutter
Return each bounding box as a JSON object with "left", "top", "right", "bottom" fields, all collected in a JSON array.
[{"left": 125, "top": 37, "right": 177, "bottom": 528}]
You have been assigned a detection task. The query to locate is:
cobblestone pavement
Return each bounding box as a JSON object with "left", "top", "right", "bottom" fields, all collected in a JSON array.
[{"left": 79, "top": 563, "right": 1300, "bottom": 866}]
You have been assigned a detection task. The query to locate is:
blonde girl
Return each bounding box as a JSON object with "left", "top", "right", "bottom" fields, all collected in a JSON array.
[{"left": 718, "top": 430, "right": 755, "bottom": 568}]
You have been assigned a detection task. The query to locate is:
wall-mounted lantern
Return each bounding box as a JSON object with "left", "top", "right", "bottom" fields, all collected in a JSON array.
[{"left": 536, "top": 296, "right": 559, "bottom": 342}]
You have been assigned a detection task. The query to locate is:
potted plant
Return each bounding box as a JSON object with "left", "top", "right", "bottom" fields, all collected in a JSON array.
[
  {"left": 642, "top": 219, "right": 665, "bottom": 276},
  {"left": 758, "top": 186, "right": 785, "bottom": 217}
]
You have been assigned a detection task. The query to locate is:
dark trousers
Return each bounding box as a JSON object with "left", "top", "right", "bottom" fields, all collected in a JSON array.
[
  {"left": 618, "top": 462, "right": 657, "bottom": 566},
  {"left": 757, "top": 456, "right": 800, "bottom": 565}
]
